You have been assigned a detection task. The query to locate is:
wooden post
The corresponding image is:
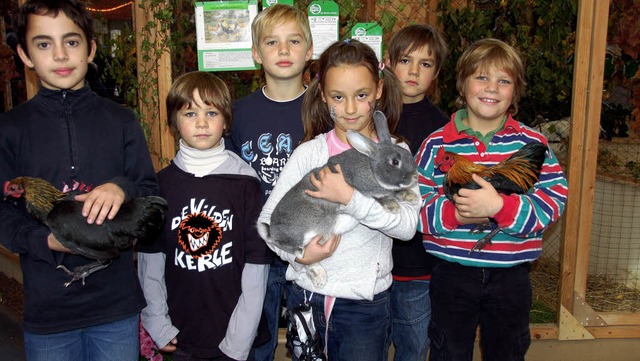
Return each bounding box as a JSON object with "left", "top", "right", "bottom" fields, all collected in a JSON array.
[
  {"left": 426, "top": 0, "right": 439, "bottom": 26},
  {"left": 134, "top": 0, "right": 175, "bottom": 170},
  {"left": 356, "top": 0, "right": 376, "bottom": 22},
  {"left": 560, "top": 0, "right": 610, "bottom": 315},
  {"left": 17, "top": 0, "right": 39, "bottom": 99},
  {"left": 1, "top": 17, "right": 12, "bottom": 111}
]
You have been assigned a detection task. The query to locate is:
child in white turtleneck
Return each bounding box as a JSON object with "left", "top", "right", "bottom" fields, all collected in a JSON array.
[{"left": 137, "top": 72, "right": 273, "bottom": 361}]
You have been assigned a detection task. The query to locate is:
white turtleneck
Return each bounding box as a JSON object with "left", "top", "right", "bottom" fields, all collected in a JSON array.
[{"left": 173, "top": 138, "right": 229, "bottom": 177}]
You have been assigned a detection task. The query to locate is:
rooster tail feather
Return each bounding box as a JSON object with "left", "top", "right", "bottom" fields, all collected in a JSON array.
[{"left": 491, "top": 142, "right": 548, "bottom": 192}]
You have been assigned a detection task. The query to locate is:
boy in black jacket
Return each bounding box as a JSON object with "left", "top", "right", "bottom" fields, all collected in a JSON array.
[
  {"left": 0, "top": 1, "right": 158, "bottom": 360},
  {"left": 383, "top": 24, "right": 449, "bottom": 361}
]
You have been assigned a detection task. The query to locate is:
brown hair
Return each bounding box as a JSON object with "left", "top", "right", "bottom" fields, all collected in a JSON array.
[
  {"left": 386, "top": 24, "right": 448, "bottom": 74},
  {"left": 455, "top": 38, "right": 526, "bottom": 115},
  {"left": 166, "top": 72, "right": 233, "bottom": 137},
  {"left": 301, "top": 39, "right": 402, "bottom": 142},
  {"left": 15, "top": 0, "right": 94, "bottom": 58}
]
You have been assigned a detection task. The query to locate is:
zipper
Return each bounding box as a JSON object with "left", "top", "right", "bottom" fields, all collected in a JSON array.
[{"left": 62, "top": 90, "right": 77, "bottom": 175}]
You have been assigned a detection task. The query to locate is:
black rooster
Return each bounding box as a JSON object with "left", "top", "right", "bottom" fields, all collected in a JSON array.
[
  {"left": 434, "top": 141, "right": 548, "bottom": 252},
  {"left": 4, "top": 176, "right": 167, "bottom": 286}
]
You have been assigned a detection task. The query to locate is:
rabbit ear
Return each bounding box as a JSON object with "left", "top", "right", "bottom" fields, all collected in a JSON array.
[
  {"left": 373, "top": 111, "right": 391, "bottom": 143},
  {"left": 346, "top": 130, "right": 377, "bottom": 157}
]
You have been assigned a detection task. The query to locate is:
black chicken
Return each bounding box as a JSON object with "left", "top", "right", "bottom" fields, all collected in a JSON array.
[
  {"left": 4, "top": 176, "right": 167, "bottom": 286},
  {"left": 434, "top": 141, "right": 548, "bottom": 252}
]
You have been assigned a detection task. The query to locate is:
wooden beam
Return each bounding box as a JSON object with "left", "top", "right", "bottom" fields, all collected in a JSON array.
[
  {"left": 16, "top": 0, "right": 39, "bottom": 100},
  {"left": 586, "top": 326, "right": 640, "bottom": 339},
  {"left": 427, "top": 0, "right": 439, "bottom": 26},
  {"left": 599, "top": 313, "right": 640, "bottom": 326},
  {"left": 560, "top": 0, "right": 610, "bottom": 315},
  {"left": 134, "top": 0, "right": 175, "bottom": 170},
  {"left": 1, "top": 17, "right": 12, "bottom": 111}
]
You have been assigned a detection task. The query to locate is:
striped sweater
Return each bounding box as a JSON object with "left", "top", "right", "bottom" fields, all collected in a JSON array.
[{"left": 415, "top": 112, "right": 568, "bottom": 267}]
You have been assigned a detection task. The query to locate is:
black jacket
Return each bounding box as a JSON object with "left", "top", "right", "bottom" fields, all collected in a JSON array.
[
  {"left": 392, "top": 97, "right": 449, "bottom": 278},
  {"left": 0, "top": 84, "right": 158, "bottom": 333}
]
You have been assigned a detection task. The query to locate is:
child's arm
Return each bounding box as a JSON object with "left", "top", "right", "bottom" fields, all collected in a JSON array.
[
  {"left": 341, "top": 141, "right": 421, "bottom": 240},
  {"left": 452, "top": 174, "right": 504, "bottom": 219},
  {"left": 357, "top": 142, "right": 421, "bottom": 239},
  {"left": 74, "top": 112, "right": 159, "bottom": 225},
  {"left": 258, "top": 142, "right": 340, "bottom": 269},
  {"left": 486, "top": 146, "right": 568, "bottom": 237},
  {"left": 306, "top": 164, "right": 353, "bottom": 204},
  {"left": 47, "top": 233, "right": 73, "bottom": 252},
  {"left": 219, "top": 263, "right": 269, "bottom": 360},
  {"left": 307, "top": 162, "right": 420, "bottom": 240},
  {"left": 416, "top": 138, "right": 568, "bottom": 237},
  {"left": 137, "top": 252, "right": 180, "bottom": 350}
]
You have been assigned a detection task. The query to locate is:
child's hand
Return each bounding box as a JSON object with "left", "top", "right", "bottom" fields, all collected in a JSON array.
[
  {"left": 160, "top": 337, "right": 177, "bottom": 353},
  {"left": 74, "top": 182, "right": 125, "bottom": 225},
  {"left": 453, "top": 174, "right": 503, "bottom": 218},
  {"left": 47, "top": 233, "right": 74, "bottom": 253},
  {"left": 296, "top": 234, "right": 341, "bottom": 265},
  {"left": 453, "top": 208, "right": 490, "bottom": 225},
  {"left": 305, "top": 164, "right": 354, "bottom": 205}
]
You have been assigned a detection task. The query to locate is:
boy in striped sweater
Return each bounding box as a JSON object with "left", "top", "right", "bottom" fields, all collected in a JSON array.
[{"left": 415, "top": 38, "right": 568, "bottom": 360}]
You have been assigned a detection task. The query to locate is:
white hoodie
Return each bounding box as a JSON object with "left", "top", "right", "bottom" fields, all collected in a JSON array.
[{"left": 258, "top": 133, "right": 420, "bottom": 300}]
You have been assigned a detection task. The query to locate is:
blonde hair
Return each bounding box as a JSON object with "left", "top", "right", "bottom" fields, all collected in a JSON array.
[
  {"left": 251, "top": 4, "right": 312, "bottom": 53},
  {"left": 455, "top": 38, "right": 526, "bottom": 115},
  {"left": 166, "top": 72, "right": 233, "bottom": 137}
]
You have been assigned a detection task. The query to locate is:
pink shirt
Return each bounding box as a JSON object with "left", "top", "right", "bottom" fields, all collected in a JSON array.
[{"left": 325, "top": 129, "right": 378, "bottom": 156}]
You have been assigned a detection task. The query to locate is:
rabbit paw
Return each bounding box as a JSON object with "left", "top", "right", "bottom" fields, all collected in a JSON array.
[
  {"left": 307, "top": 264, "right": 327, "bottom": 288},
  {"left": 397, "top": 189, "right": 419, "bottom": 204},
  {"left": 377, "top": 197, "right": 401, "bottom": 212}
]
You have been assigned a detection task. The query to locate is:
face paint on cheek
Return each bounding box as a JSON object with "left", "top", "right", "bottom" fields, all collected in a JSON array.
[{"left": 329, "top": 105, "right": 337, "bottom": 121}]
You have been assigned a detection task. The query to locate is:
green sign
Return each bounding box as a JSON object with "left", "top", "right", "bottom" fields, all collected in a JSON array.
[
  {"left": 307, "top": 1, "right": 339, "bottom": 59},
  {"left": 195, "top": 1, "right": 259, "bottom": 71},
  {"left": 262, "top": 0, "right": 294, "bottom": 7},
  {"left": 351, "top": 22, "right": 383, "bottom": 61}
]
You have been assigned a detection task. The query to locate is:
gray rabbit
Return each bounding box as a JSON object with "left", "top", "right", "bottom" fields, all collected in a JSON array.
[{"left": 257, "top": 111, "right": 419, "bottom": 287}]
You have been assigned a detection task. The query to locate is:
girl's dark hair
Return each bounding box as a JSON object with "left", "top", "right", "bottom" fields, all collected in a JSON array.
[
  {"left": 166, "top": 72, "right": 233, "bottom": 137},
  {"left": 15, "top": 0, "right": 94, "bottom": 58},
  {"left": 301, "top": 39, "right": 402, "bottom": 142}
]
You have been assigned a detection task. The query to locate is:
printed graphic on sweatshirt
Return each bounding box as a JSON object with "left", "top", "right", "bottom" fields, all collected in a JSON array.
[
  {"left": 241, "top": 132, "right": 294, "bottom": 194},
  {"left": 177, "top": 212, "right": 222, "bottom": 259},
  {"left": 171, "top": 198, "right": 234, "bottom": 272},
  {"left": 62, "top": 180, "right": 93, "bottom": 193}
]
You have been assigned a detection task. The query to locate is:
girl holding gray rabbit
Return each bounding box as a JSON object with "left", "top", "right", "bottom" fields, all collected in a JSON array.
[{"left": 257, "top": 39, "right": 421, "bottom": 361}]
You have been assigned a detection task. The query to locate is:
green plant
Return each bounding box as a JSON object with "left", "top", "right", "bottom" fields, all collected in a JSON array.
[
  {"left": 624, "top": 161, "right": 640, "bottom": 179},
  {"left": 436, "top": 0, "right": 577, "bottom": 125},
  {"left": 101, "top": 25, "right": 139, "bottom": 110},
  {"left": 607, "top": 0, "right": 640, "bottom": 132},
  {"left": 530, "top": 299, "right": 557, "bottom": 323},
  {"left": 597, "top": 148, "right": 619, "bottom": 172}
]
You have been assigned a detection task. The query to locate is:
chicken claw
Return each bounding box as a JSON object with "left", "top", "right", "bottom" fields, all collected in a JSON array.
[
  {"left": 57, "top": 260, "right": 112, "bottom": 287},
  {"left": 468, "top": 228, "right": 500, "bottom": 254}
]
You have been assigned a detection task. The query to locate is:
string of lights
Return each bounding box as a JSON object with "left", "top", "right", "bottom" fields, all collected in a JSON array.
[{"left": 86, "top": 1, "right": 132, "bottom": 13}]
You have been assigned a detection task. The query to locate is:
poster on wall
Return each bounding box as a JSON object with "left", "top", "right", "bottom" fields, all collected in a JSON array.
[
  {"left": 195, "top": 1, "right": 259, "bottom": 71},
  {"left": 262, "top": 0, "right": 293, "bottom": 7},
  {"left": 308, "top": 1, "right": 339, "bottom": 59},
  {"left": 351, "top": 22, "right": 383, "bottom": 61}
]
